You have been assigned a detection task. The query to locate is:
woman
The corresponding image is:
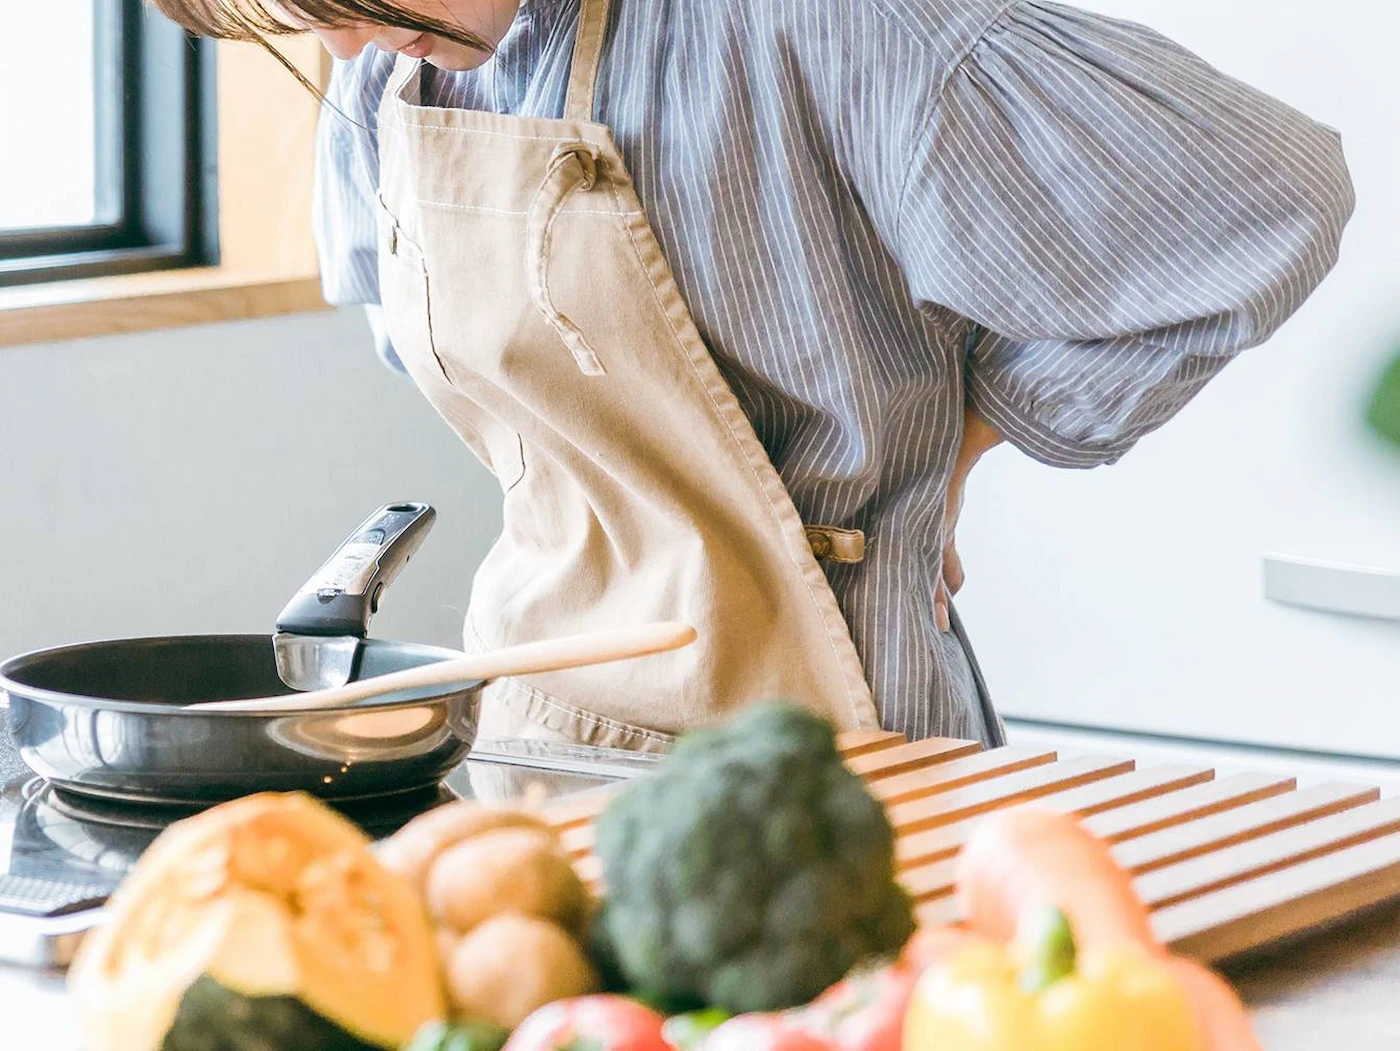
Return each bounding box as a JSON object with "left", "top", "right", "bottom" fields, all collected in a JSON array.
[{"left": 158, "top": 0, "right": 1353, "bottom": 750}]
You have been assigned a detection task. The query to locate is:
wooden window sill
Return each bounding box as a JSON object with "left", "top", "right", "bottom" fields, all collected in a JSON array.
[
  {"left": 0, "top": 268, "right": 329, "bottom": 348},
  {"left": 1, "top": 37, "right": 331, "bottom": 350}
]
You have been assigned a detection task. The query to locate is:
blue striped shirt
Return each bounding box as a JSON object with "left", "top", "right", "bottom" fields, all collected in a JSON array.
[{"left": 312, "top": 0, "right": 1354, "bottom": 740}]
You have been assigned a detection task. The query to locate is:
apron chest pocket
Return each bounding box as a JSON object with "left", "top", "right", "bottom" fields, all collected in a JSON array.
[{"left": 375, "top": 198, "right": 527, "bottom": 492}]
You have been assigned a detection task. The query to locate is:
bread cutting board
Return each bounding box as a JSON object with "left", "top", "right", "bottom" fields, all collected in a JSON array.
[{"left": 544, "top": 730, "right": 1400, "bottom": 964}]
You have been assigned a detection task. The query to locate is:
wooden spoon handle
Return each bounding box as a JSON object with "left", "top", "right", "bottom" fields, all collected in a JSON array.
[{"left": 193, "top": 622, "right": 698, "bottom": 713}]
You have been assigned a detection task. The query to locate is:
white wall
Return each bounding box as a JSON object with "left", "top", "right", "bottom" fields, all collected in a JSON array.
[
  {"left": 958, "top": 0, "right": 1400, "bottom": 760},
  {"left": 0, "top": 308, "right": 497, "bottom": 658}
]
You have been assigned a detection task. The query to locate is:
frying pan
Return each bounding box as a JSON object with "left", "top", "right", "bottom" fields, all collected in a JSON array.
[
  {"left": 0, "top": 633, "right": 484, "bottom": 806},
  {"left": 0, "top": 504, "right": 689, "bottom": 806}
]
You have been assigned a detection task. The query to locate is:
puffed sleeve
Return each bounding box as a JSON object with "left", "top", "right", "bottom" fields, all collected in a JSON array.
[
  {"left": 897, "top": 1, "right": 1354, "bottom": 467},
  {"left": 312, "top": 51, "right": 408, "bottom": 374}
]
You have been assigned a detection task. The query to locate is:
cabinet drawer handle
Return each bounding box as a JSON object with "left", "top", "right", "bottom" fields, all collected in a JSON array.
[{"left": 1263, "top": 554, "right": 1400, "bottom": 622}]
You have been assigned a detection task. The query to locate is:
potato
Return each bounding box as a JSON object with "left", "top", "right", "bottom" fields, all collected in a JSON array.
[
  {"left": 378, "top": 804, "right": 549, "bottom": 892},
  {"left": 445, "top": 914, "right": 599, "bottom": 1029},
  {"left": 426, "top": 827, "right": 588, "bottom": 935},
  {"left": 434, "top": 924, "right": 461, "bottom": 964}
]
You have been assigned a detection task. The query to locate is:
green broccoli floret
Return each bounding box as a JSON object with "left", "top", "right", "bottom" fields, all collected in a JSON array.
[{"left": 592, "top": 703, "right": 915, "bottom": 1014}]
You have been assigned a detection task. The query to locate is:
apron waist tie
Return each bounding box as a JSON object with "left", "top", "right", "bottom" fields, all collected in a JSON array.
[
  {"left": 526, "top": 142, "right": 607, "bottom": 377},
  {"left": 805, "top": 525, "right": 865, "bottom": 564}
]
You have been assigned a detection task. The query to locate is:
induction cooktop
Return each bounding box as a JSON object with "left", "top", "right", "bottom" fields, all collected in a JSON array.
[{"left": 0, "top": 728, "right": 656, "bottom": 969}]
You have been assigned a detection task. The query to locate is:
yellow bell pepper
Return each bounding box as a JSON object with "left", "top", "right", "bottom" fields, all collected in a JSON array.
[{"left": 903, "top": 907, "right": 1205, "bottom": 1051}]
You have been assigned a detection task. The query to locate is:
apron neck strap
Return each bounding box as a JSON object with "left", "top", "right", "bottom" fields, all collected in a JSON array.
[
  {"left": 388, "top": 52, "right": 420, "bottom": 104},
  {"left": 563, "top": 0, "right": 613, "bottom": 123}
]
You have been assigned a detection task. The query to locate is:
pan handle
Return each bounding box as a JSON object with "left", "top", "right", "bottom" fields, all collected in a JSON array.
[{"left": 275, "top": 503, "right": 436, "bottom": 639}]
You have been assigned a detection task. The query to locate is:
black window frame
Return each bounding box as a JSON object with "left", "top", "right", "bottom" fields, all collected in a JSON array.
[{"left": 0, "top": 0, "right": 219, "bottom": 288}]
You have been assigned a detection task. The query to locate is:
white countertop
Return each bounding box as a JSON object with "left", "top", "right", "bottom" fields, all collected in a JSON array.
[{"left": 6, "top": 903, "right": 1400, "bottom": 1050}]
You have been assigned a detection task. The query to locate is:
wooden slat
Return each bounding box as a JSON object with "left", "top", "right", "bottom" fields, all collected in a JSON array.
[
  {"left": 847, "top": 738, "right": 983, "bottom": 780},
  {"left": 1083, "top": 773, "right": 1296, "bottom": 843},
  {"left": 895, "top": 821, "right": 983, "bottom": 872},
  {"left": 557, "top": 743, "right": 996, "bottom": 860},
  {"left": 555, "top": 736, "right": 952, "bottom": 858},
  {"left": 1036, "top": 764, "right": 1215, "bottom": 817},
  {"left": 902, "top": 856, "right": 959, "bottom": 902},
  {"left": 886, "top": 756, "right": 1135, "bottom": 836},
  {"left": 870, "top": 748, "right": 1056, "bottom": 805},
  {"left": 894, "top": 765, "right": 1216, "bottom": 871},
  {"left": 896, "top": 766, "right": 1226, "bottom": 906},
  {"left": 549, "top": 734, "right": 961, "bottom": 833},
  {"left": 1155, "top": 828, "right": 1400, "bottom": 962},
  {"left": 1133, "top": 797, "right": 1400, "bottom": 910},
  {"left": 896, "top": 766, "right": 1215, "bottom": 890},
  {"left": 915, "top": 896, "right": 962, "bottom": 929},
  {"left": 836, "top": 730, "right": 908, "bottom": 758},
  {"left": 1114, "top": 782, "right": 1381, "bottom": 875}
]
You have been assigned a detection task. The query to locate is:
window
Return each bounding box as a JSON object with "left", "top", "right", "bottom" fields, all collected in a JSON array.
[
  {"left": 0, "top": 29, "right": 326, "bottom": 349},
  {"left": 0, "top": 0, "right": 217, "bottom": 288}
]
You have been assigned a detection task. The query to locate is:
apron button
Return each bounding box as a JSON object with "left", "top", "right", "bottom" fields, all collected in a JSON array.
[{"left": 806, "top": 529, "right": 833, "bottom": 560}]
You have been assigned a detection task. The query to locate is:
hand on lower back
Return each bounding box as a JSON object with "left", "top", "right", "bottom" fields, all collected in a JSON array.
[{"left": 935, "top": 408, "right": 1002, "bottom": 633}]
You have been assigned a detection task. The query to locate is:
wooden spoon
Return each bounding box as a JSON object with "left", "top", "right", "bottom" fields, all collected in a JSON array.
[{"left": 191, "top": 621, "right": 697, "bottom": 713}]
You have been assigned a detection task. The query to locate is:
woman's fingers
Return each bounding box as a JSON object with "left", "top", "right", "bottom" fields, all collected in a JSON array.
[
  {"left": 943, "top": 537, "right": 965, "bottom": 595},
  {"left": 936, "top": 512, "right": 963, "bottom": 634}
]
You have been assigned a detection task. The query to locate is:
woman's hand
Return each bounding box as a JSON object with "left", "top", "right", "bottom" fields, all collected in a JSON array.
[{"left": 936, "top": 409, "right": 1002, "bottom": 633}]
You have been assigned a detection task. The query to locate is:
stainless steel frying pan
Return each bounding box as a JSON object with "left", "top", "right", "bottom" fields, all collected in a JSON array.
[{"left": 0, "top": 504, "right": 483, "bottom": 805}]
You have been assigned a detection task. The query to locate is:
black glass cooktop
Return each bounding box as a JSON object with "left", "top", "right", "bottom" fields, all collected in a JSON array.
[
  {"left": 0, "top": 722, "right": 657, "bottom": 968},
  {"left": 0, "top": 776, "right": 460, "bottom": 921}
]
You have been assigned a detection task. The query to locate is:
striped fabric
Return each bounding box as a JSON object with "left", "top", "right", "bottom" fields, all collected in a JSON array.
[{"left": 312, "top": 0, "right": 1354, "bottom": 741}]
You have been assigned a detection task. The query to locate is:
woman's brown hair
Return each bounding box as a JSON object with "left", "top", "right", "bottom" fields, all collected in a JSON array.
[{"left": 150, "top": 1, "right": 490, "bottom": 89}]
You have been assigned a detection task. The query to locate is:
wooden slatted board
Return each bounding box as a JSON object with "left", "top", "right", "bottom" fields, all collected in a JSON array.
[{"left": 544, "top": 730, "right": 1400, "bottom": 964}]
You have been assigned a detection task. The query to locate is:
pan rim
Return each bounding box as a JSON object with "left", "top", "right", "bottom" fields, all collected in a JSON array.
[{"left": 0, "top": 634, "right": 482, "bottom": 717}]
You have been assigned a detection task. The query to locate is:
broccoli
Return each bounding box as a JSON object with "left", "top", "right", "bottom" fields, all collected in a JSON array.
[{"left": 591, "top": 703, "right": 915, "bottom": 1014}]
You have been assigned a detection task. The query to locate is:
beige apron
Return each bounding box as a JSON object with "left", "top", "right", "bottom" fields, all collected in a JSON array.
[{"left": 375, "top": 0, "right": 883, "bottom": 751}]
